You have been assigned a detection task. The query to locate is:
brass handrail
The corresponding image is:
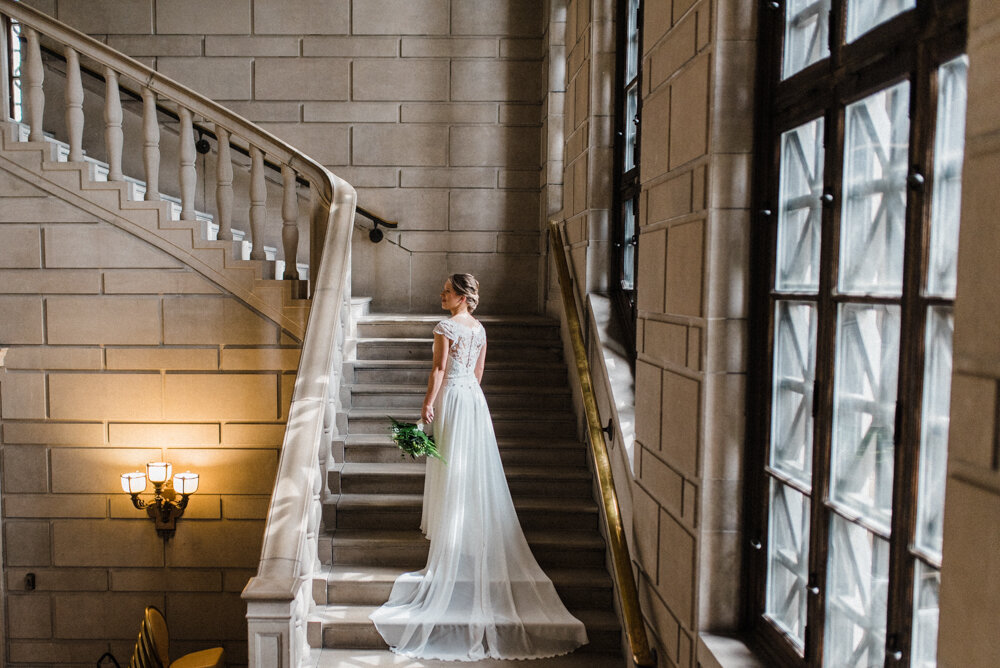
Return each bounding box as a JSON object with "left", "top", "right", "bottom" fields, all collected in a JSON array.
[{"left": 549, "top": 220, "right": 655, "bottom": 667}]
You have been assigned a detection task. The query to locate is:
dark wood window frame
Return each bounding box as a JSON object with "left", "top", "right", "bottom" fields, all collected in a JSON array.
[
  {"left": 611, "top": 0, "right": 642, "bottom": 353},
  {"left": 746, "top": 1, "right": 968, "bottom": 666},
  {"left": 3, "top": 16, "right": 19, "bottom": 121}
]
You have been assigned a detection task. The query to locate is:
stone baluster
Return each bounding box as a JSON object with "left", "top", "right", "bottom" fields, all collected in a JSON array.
[
  {"left": 64, "top": 47, "right": 84, "bottom": 162},
  {"left": 24, "top": 27, "right": 43, "bottom": 141},
  {"left": 308, "top": 463, "right": 323, "bottom": 573},
  {"left": 281, "top": 165, "right": 299, "bottom": 279},
  {"left": 249, "top": 145, "right": 266, "bottom": 260},
  {"left": 310, "top": 181, "right": 325, "bottom": 287},
  {"left": 141, "top": 88, "right": 160, "bottom": 200},
  {"left": 215, "top": 128, "right": 234, "bottom": 240},
  {"left": 103, "top": 68, "right": 123, "bottom": 181},
  {"left": 178, "top": 107, "right": 196, "bottom": 221}
]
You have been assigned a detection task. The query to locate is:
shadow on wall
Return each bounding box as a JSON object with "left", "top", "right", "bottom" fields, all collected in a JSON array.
[{"left": 349, "top": 1, "right": 546, "bottom": 315}]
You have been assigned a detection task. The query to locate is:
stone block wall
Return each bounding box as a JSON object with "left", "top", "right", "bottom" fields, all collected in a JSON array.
[
  {"left": 938, "top": 0, "right": 1000, "bottom": 663},
  {"left": 631, "top": 2, "right": 755, "bottom": 663},
  {"left": 560, "top": 0, "right": 613, "bottom": 295},
  {"left": 552, "top": 1, "right": 755, "bottom": 666},
  {"left": 0, "top": 166, "right": 298, "bottom": 665},
  {"left": 24, "top": 0, "right": 548, "bottom": 313}
]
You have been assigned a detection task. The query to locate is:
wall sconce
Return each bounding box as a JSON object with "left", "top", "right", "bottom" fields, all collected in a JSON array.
[{"left": 121, "top": 462, "right": 199, "bottom": 537}]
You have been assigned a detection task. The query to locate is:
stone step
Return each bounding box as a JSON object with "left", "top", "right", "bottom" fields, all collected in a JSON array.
[
  {"left": 357, "top": 314, "right": 561, "bottom": 341},
  {"left": 346, "top": 383, "right": 572, "bottom": 411},
  {"left": 320, "top": 309, "right": 622, "bottom": 663},
  {"left": 347, "top": 408, "right": 577, "bottom": 438},
  {"left": 349, "top": 359, "right": 568, "bottom": 386},
  {"left": 319, "top": 565, "right": 614, "bottom": 609},
  {"left": 327, "top": 529, "right": 608, "bottom": 570},
  {"left": 329, "top": 494, "right": 599, "bottom": 532},
  {"left": 310, "top": 647, "right": 625, "bottom": 667},
  {"left": 1, "top": 122, "right": 310, "bottom": 336},
  {"left": 333, "top": 462, "right": 593, "bottom": 498},
  {"left": 357, "top": 338, "right": 562, "bottom": 362},
  {"left": 311, "top": 605, "right": 621, "bottom": 653},
  {"left": 341, "top": 435, "right": 589, "bottom": 467}
]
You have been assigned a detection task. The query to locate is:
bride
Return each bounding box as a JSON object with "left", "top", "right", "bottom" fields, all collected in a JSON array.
[{"left": 369, "top": 273, "right": 589, "bottom": 661}]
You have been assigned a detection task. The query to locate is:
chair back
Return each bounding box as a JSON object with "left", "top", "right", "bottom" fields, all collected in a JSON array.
[{"left": 127, "top": 606, "right": 171, "bottom": 668}]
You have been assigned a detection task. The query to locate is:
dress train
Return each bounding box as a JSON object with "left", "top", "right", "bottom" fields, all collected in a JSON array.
[{"left": 370, "top": 319, "right": 588, "bottom": 661}]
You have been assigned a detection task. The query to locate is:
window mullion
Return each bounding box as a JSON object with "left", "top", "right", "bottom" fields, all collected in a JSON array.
[
  {"left": 884, "top": 39, "right": 956, "bottom": 665},
  {"left": 801, "top": 99, "right": 844, "bottom": 667},
  {"left": 828, "top": 0, "right": 847, "bottom": 71}
]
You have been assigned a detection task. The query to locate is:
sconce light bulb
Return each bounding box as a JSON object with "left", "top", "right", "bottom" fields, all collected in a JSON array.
[
  {"left": 173, "top": 471, "right": 199, "bottom": 495},
  {"left": 146, "top": 461, "right": 172, "bottom": 484},
  {"left": 121, "top": 471, "right": 147, "bottom": 494}
]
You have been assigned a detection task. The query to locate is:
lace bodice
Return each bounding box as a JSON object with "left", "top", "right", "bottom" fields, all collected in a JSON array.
[{"left": 433, "top": 318, "right": 486, "bottom": 378}]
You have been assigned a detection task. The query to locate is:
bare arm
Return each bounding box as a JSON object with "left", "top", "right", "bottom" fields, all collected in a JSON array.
[
  {"left": 422, "top": 333, "right": 448, "bottom": 423},
  {"left": 474, "top": 339, "right": 487, "bottom": 384}
]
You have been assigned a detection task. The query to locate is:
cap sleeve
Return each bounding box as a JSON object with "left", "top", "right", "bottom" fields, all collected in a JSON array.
[{"left": 433, "top": 320, "right": 454, "bottom": 340}]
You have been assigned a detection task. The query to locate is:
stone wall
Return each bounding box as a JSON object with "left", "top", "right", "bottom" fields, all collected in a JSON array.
[
  {"left": 633, "top": 1, "right": 755, "bottom": 663},
  {"left": 24, "top": 0, "right": 547, "bottom": 314},
  {"left": 559, "top": 0, "right": 613, "bottom": 296},
  {"left": 0, "top": 166, "right": 297, "bottom": 665},
  {"left": 938, "top": 0, "right": 1000, "bottom": 663},
  {"left": 553, "top": 1, "right": 755, "bottom": 665}
]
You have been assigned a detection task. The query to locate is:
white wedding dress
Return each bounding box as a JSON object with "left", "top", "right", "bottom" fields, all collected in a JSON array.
[{"left": 370, "top": 318, "right": 589, "bottom": 661}]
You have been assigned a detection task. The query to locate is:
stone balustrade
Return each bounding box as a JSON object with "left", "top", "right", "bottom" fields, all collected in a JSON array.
[
  {"left": 0, "top": 2, "right": 357, "bottom": 666},
  {"left": 5, "top": 2, "right": 320, "bottom": 285}
]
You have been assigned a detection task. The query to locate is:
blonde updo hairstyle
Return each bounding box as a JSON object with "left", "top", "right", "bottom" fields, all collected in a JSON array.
[{"left": 449, "top": 273, "right": 480, "bottom": 313}]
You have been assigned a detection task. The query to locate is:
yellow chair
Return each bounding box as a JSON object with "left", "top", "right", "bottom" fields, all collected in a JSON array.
[{"left": 128, "top": 606, "right": 225, "bottom": 668}]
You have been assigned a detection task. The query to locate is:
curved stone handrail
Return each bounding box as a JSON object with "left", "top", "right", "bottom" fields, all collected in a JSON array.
[
  {"left": 242, "top": 181, "right": 356, "bottom": 668},
  {"left": 0, "top": 3, "right": 358, "bottom": 666}
]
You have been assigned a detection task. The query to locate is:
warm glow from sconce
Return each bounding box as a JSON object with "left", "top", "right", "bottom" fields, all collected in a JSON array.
[
  {"left": 146, "top": 461, "right": 172, "bottom": 484},
  {"left": 123, "top": 461, "right": 198, "bottom": 538},
  {"left": 121, "top": 471, "right": 147, "bottom": 494},
  {"left": 173, "top": 471, "right": 199, "bottom": 495}
]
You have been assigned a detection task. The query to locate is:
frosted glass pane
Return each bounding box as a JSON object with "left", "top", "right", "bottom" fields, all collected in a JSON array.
[
  {"left": 840, "top": 82, "right": 910, "bottom": 296},
  {"left": 824, "top": 516, "right": 890, "bottom": 667},
  {"left": 622, "top": 198, "right": 636, "bottom": 290},
  {"left": 912, "top": 562, "right": 941, "bottom": 668},
  {"left": 770, "top": 301, "right": 817, "bottom": 488},
  {"left": 783, "top": 0, "right": 830, "bottom": 79},
  {"left": 846, "top": 0, "right": 916, "bottom": 42},
  {"left": 10, "top": 20, "right": 23, "bottom": 123},
  {"left": 624, "top": 84, "right": 638, "bottom": 172},
  {"left": 765, "top": 480, "right": 810, "bottom": 648},
  {"left": 914, "top": 307, "right": 953, "bottom": 561},
  {"left": 625, "top": 0, "right": 640, "bottom": 83},
  {"left": 830, "top": 304, "right": 900, "bottom": 533},
  {"left": 928, "top": 56, "right": 969, "bottom": 298},
  {"left": 777, "top": 117, "right": 825, "bottom": 292}
]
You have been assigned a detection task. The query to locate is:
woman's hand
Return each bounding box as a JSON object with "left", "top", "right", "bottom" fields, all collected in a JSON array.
[{"left": 422, "top": 403, "right": 435, "bottom": 424}]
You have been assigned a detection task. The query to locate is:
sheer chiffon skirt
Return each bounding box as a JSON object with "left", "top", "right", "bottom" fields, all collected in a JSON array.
[{"left": 369, "top": 374, "right": 589, "bottom": 661}]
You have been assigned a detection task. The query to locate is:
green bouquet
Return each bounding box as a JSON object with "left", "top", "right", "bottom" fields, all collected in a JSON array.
[{"left": 388, "top": 417, "right": 445, "bottom": 462}]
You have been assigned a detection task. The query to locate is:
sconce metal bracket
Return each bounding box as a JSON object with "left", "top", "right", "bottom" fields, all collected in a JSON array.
[{"left": 130, "top": 484, "right": 192, "bottom": 538}]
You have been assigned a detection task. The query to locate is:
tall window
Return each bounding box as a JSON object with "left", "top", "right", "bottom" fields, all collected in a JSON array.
[
  {"left": 612, "top": 0, "right": 641, "bottom": 345},
  {"left": 750, "top": 2, "right": 968, "bottom": 665}
]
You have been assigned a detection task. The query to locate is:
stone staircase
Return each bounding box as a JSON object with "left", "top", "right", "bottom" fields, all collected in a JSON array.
[
  {"left": 308, "top": 312, "right": 626, "bottom": 667},
  {"left": 0, "top": 120, "right": 311, "bottom": 339}
]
